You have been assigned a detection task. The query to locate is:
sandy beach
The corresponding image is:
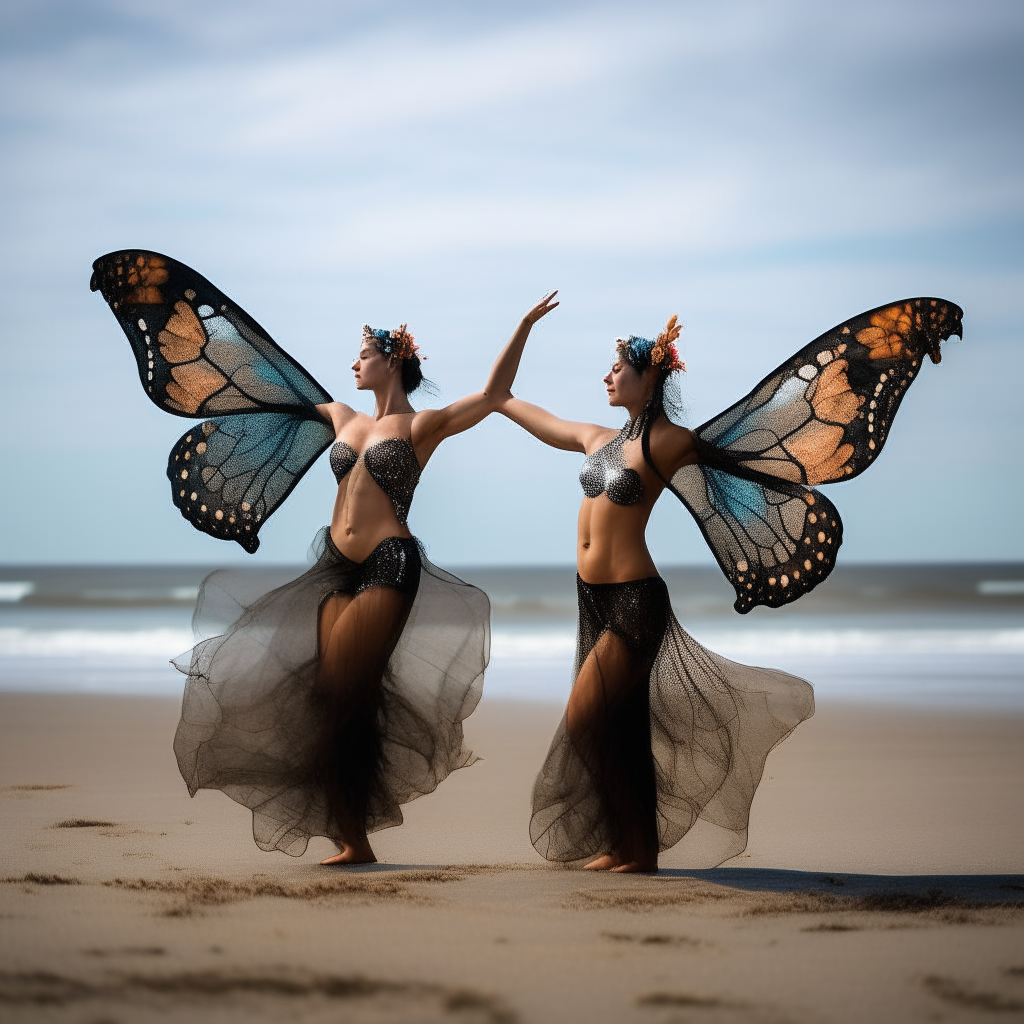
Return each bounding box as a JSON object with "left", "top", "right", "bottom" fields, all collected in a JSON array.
[{"left": 2, "top": 692, "right": 1023, "bottom": 1023}]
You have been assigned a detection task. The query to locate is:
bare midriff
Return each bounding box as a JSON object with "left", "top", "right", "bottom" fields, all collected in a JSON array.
[
  {"left": 576, "top": 494, "right": 661, "bottom": 584},
  {"left": 329, "top": 464, "right": 413, "bottom": 565}
]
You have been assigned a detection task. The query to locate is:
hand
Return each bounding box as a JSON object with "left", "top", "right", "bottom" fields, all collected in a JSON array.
[{"left": 523, "top": 291, "right": 559, "bottom": 325}]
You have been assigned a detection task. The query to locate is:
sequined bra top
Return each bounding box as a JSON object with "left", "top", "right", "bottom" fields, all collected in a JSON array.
[
  {"left": 579, "top": 427, "right": 644, "bottom": 507},
  {"left": 330, "top": 437, "right": 421, "bottom": 526}
]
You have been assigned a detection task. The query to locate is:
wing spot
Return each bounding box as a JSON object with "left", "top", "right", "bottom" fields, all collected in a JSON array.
[
  {"left": 805, "top": 494, "right": 815, "bottom": 505},
  {"left": 184, "top": 289, "right": 196, "bottom": 300},
  {"left": 147, "top": 372, "right": 153, "bottom": 381},
  {"left": 817, "top": 532, "right": 826, "bottom": 543},
  {"left": 816, "top": 551, "right": 824, "bottom": 561},
  {"left": 179, "top": 490, "right": 185, "bottom": 497},
  {"left": 197, "top": 304, "right": 215, "bottom": 317},
  {"left": 793, "top": 570, "right": 800, "bottom": 579},
  {"left": 867, "top": 424, "right": 874, "bottom": 433},
  {"left": 215, "top": 510, "right": 224, "bottom": 520},
  {"left": 869, "top": 440, "right": 876, "bottom": 450},
  {"left": 241, "top": 502, "right": 251, "bottom": 512},
  {"left": 879, "top": 373, "right": 888, "bottom": 382},
  {"left": 736, "top": 560, "right": 748, "bottom": 572},
  {"left": 816, "top": 351, "right": 833, "bottom": 366},
  {"left": 183, "top": 451, "right": 190, "bottom": 460},
  {"left": 769, "top": 577, "right": 776, "bottom": 586},
  {"left": 190, "top": 492, "right": 197, "bottom": 500},
  {"left": 808, "top": 513, "right": 817, "bottom": 524},
  {"left": 781, "top": 575, "right": 789, "bottom": 586},
  {"left": 200, "top": 505, "right": 207, "bottom": 513},
  {"left": 196, "top": 442, "right": 207, "bottom": 455},
  {"left": 798, "top": 365, "right": 817, "bottom": 380},
  {"left": 804, "top": 559, "right": 812, "bottom": 570},
  {"left": 180, "top": 471, "right": 188, "bottom": 480},
  {"left": 837, "top": 342, "right": 847, "bottom": 352},
  {"left": 138, "top": 319, "right": 147, "bottom": 330}
]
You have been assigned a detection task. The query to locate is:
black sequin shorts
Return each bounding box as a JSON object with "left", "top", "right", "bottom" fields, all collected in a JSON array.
[
  {"left": 324, "top": 533, "right": 422, "bottom": 597},
  {"left": 576, "top": 575, "right": 670, "bottom": 661}
]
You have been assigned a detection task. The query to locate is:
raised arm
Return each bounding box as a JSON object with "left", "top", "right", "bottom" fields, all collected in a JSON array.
[{"left": 412, "top": 292, "right": 559, "bottom": 453}]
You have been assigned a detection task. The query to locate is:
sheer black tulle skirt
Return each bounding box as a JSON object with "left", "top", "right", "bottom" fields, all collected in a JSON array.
[
  {"left": 530, "top": 576, "right": 814, "bottom": 867},
  {"left": 172, "top": 529, "right": 490, "bottom": 856}
]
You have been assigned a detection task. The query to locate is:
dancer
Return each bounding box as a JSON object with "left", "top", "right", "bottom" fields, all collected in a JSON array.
[
  {"left": 90, "top": 250, "right": 557, "bottom": 863},
  {"left": 498, "top": 300, "right": 963, "bottom": 872}
]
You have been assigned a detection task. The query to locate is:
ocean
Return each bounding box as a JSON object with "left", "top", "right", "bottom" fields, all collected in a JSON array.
[{"left": 1, "top": 563, "right": 1023, "bottom": 710}]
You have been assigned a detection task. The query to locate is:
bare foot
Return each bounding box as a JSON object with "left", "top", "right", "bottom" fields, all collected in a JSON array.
[
  {"left": 610, "top": 860, "right": 657, "bottom": 873},
  {"left": 584, "top": 854, "right": 620, "bottom": 871},
  {"left": 320, "top": 840, "right": 377, "bottom": 866}
]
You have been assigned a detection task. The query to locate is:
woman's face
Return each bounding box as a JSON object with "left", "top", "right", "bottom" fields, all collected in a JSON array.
[
  {"left": 603, "top": 358, "right": 651, "bottom": 408},
  {"left": 351, "top": 343, "right": 395, "bottom": 391}
]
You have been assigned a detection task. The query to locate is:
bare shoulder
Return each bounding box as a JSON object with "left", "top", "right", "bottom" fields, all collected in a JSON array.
[
  {"left": 317, "top": 402, "right": 361, "bottom": 437},
  {"left": 582, "top": 424, "right": 620, "bottom": 454},
  {"left": 649, "top": 419, "right": 697, "bottom": 468}
]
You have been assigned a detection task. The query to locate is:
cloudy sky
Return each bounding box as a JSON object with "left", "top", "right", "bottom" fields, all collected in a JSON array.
[{"left": 1, "top": 0, "right": 1021, "bottom": 566}]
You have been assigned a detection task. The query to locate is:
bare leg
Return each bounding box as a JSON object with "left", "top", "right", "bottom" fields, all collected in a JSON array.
[
  {"left": 314, "top": 584, "right": 414, "bottom": 865},
  {"left": 566, "top": 629, "right": 659, "bottom": 873}
]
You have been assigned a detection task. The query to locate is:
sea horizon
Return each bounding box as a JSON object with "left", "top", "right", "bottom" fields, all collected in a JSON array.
[{"left": 2, "top": 561, "right": 1022, "bottom": 711}]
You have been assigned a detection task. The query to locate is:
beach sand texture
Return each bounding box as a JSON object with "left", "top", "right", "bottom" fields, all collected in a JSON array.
[{"left": 2, "top": 693, "right": 1023, "bottom": 1023}]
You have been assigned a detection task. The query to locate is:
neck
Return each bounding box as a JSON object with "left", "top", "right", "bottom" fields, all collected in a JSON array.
[{"left": 374, "top": 386, "right": 414, "bottom": 418}]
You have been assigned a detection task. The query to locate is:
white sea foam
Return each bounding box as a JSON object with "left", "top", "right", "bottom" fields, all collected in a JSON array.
[
  {"left": 489, "top": 627, "right": 1024, "bottom": 661},
  {"left": 0, "top": 627, "right": 193, "bottom": 658}
]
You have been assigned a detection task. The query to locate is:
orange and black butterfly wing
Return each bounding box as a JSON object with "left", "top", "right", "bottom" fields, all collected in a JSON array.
[
  {"left": 668, "top": 298, "right": 962, "bottom": 612},
  {"left": 167, "top": 414, "right": 335, "bottom": 554},
  {"left": 90, "top": 249, "right": 332, "bottom": 416},
  {"left": 91, "top": 250, "right": 336, "bottom": 552},
  {"left": 697, "top": 298, "right": 963, "bottom": 487}
]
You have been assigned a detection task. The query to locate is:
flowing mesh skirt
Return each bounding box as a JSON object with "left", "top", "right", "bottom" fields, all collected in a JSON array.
[
  {"left": 172, "top": 529, "right": 490, "bottom": 856},
  {"left": 530, "top": 576, "right": 814, "bottom": 867}
]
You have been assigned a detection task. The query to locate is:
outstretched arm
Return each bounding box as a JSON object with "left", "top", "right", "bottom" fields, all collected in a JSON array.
[
  {"left": 498, "top": 397, "right": 608, "bottom": 454},
  {"left": 413, "top": 292, "right": 559, "bottom": 452}
]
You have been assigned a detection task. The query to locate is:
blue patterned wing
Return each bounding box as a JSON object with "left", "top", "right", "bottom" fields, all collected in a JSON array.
[
  {"left": 668, "top": 297, "right": 961, "bottom": 612},
  {"left": 168, "top": 414, "right": 335, "bottom": 554},
  {"left": 668, "top": 460, "right": 841, "bottom": 613},
  {"left": 91, "top": 250, "right": 336, "bottom": 553}
]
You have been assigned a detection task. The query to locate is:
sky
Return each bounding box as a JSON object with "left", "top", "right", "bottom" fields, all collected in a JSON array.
[{"left": 0, "top": 0, "right": 1021, "bottom": 567}]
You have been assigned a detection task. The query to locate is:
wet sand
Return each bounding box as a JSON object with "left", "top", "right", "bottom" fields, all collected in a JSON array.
[{"left": 1, "top": 692, "right": 1023, "bottom": 1022}]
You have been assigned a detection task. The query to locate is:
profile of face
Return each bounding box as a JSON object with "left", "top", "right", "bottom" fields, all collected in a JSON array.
[
  {"left": 603, "top": 358, "right": 656, "bottom": 408},
  {"left": 351, "top": 342, "right": 397, "bottom": 391}
]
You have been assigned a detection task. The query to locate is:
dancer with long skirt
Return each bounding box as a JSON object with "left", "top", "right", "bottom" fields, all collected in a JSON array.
[
  {"left": 90, "top": 250, "right": 557, "bottom": 863},
  {"left": 498, "top": 299, "right": 963, "bottom": 871}
]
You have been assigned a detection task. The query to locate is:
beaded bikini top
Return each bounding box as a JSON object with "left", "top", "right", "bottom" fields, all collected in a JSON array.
[
  {"left": 579, "top": 426, "right": 644, "bottom": 507},
  {"left": 330, "top": 437, "right": 421, "bottom": 526}
]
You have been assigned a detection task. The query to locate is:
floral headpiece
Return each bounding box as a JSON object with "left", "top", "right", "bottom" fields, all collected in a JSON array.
[
  {"left": 617, "top": 315, "right": 685, "bottom": 374},
  {"left": 362, "top": 323, "right": 422, "bottom": 362}
]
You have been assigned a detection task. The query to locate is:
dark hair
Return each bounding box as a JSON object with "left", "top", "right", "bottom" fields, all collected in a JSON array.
[{"left": 400, "top": 357, "right": 425, "bottom": 395}]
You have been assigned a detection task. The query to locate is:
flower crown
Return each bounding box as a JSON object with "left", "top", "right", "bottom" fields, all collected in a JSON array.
[
  {"left": 363, "top": 323, "right": 422, "bottom": 362},
  {"left": 617, "top": 315, "right": 685, "bottom": 373}
]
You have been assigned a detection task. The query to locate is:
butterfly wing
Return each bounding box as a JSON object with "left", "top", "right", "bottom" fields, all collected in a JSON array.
[
  {"left": 90, "top": 249, "right": 332, "bottom": 415},
  {"left": 698, "top": 298, "right": 962, "bottom": 486},
  {"left": 168, "top": 414, "right": 335, "bottom": 554},
  {"left": 671, "top": 297, "right": 961, "bottom": 612},
  {"left": 667, "top": 459, "right": 842, "bottom": 613},
  {"left": 91, "top": 250, "right": 337, "bottom": 553}
]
